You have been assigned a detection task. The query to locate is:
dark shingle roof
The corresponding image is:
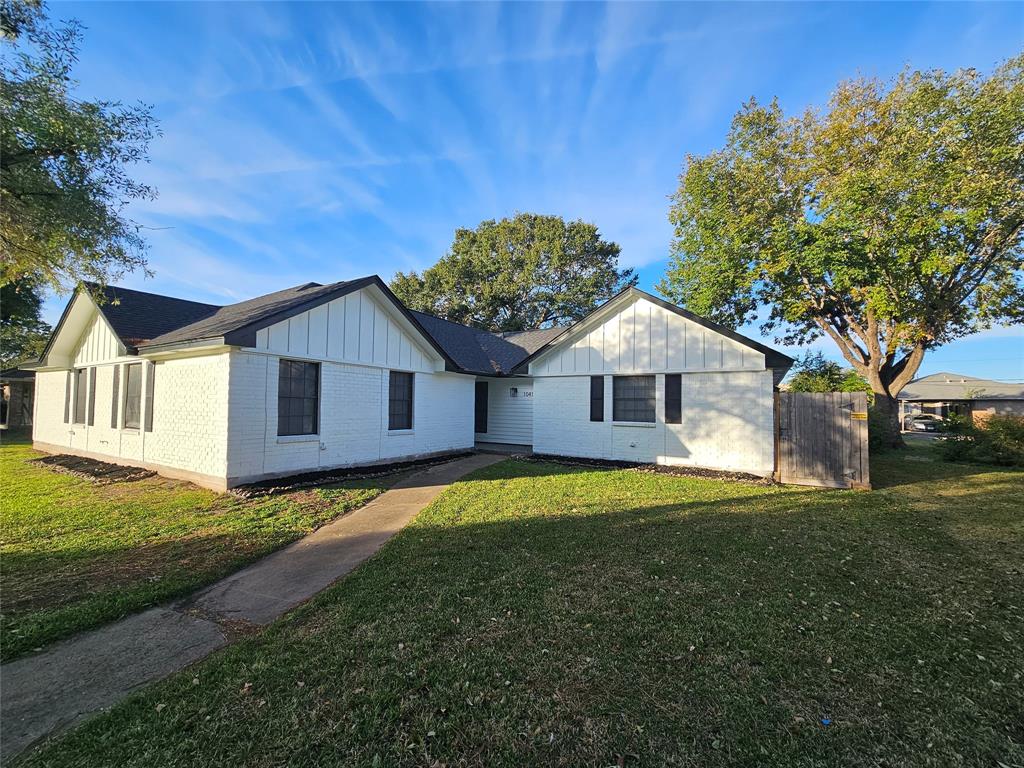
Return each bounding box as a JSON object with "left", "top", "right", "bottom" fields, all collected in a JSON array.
[
  {"left": 141, "top": 281, "right": 357, "bottom": 348},
  {"left": 408, "top": 311, "right": 565, "bottom": 375},
  {"left": 1, "top": 367, "right": 34, "bottom": 380},
  {"left": 899, "top": 372, "right": 1024, "bottom": 401},
  {"left": 68, "top": 279, "right": 790, "bottom": 379},
  {"left": 91, "top": 284, "right": 220, "bottom": 346}
]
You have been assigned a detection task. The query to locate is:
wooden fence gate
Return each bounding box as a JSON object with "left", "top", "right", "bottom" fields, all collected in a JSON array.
[{"left": 775, "top": 392, "right": 870, "bottom": 489}]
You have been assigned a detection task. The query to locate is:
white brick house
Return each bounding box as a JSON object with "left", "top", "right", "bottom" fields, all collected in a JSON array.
[{"left": 25, "top": 277, "right": 792, "bottom": 490}]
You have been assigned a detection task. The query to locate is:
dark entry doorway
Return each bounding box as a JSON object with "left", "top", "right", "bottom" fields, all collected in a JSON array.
[{"left": 474, "top": 381, "right": 488, "bottom": 433}]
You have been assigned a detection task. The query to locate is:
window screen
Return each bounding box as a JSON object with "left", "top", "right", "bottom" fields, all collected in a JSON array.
[
  {"left": 665, "top": 374, "right": 682, "bottom": 424},
  {"left": 612, "top": 375, "right": 655, "bottom": 423},
  {"left": 388, "top": 371, "right": 414, "bottom": 430},
  {"left": 73, "top": 368, "right": 88, "bottom": 423},
  {"left": 123, "top": 363, "right": 143, "bottom": 429},
  {"left": 278, "top": 360, "right": 319, "bottom": 436},
  {"left": 590, "top": 376, "right": 604, "bottom": 422}
]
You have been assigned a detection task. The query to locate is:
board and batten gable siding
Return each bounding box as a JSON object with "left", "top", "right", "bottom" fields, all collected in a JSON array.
[
  {"left": 252, "top": 288, "right": 435, "bottom": 373},
  {"left": 475, "top": 378, "right": 533, "bottom": 445},
  {"left": 225, "top": 350, "right": 474, "bottom": 485},
  {"left": 529, "top": 296, "right": 764, "bottom": 376},
  {"left": 532, "top": 370, "right": 775, "bottom": 476},
  {"left": 72, "top": 313, "right": 126, "bottom": 365}
]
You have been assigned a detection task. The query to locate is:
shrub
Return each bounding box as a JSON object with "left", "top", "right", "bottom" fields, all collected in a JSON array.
[
  {"left": 940, "top": 412, "right": 970, "bottom": 434},
  {"left": 939, "top": 415, "right": 1024, "bottom": 467}
]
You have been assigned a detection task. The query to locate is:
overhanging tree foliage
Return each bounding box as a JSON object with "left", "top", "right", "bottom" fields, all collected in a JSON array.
[
  {"left": 659, "top": 56, "right": 1024, "bottom": 447},
  {"left": 392, "top": 213, "right": 636, "bottom": 331},
  {"left": 785, "top": 351, "right": 872, "bottom": 399},
  {"left": 0, "top": 278, "right": 50, "bottom": 368},
  {"left": 1, "top": 0, "right": 159, "bottom": 292}
]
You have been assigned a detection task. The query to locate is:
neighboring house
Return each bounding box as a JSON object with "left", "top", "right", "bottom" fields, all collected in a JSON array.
[
  {"left": 1, "top": 368, "right": 35, "bottom": 429},
  {"left": 24, "top": 277, "right": 793, "bottom": 491},
  {"left": 899, "top": 372, "right": 1024, "bottom": 425}
]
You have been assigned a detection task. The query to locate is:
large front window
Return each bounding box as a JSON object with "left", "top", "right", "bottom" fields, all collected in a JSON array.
[
  {"left": 278, "top": 360, "right": 319, "bottom": 436},
  {"left": 612, "top": 375, "right": 655, "bottom": 423}
]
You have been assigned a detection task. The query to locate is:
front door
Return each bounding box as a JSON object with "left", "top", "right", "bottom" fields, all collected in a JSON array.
[{"left": 474, "top": 381, "right": 488, "bottom": 434}]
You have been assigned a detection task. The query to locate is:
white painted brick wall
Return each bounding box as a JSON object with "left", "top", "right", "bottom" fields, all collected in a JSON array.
[
  {"left": 31, "top": 370, "right": 71, "bottom": 448},
  {"left": 225, "top": 351, "right": 474, "bottom": 484},
  {"left": 533, "top": 370, "right": 774, "bottom": 476},
  {"left": 144, "top": 355, "right": 230, "bottom": 476},
  {"left": 32, "top": 355, "right": 231, "bottom": 481}
]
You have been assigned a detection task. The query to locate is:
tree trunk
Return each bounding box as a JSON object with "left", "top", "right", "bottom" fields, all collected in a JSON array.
[{"left": 871, "top": 391, "right": 905, "bottom": 449}]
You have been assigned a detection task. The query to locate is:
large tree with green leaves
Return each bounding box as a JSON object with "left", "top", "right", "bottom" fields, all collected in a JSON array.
[
  {"left": 1, "top": 0, "right": 159, "bottom": 292},
  {"left": 659, "top": 56, "right": 1024, "bottom": 447},
  {"left": 392, "top": 213, "right": 636, "bottom": 331},
  {"left": 785, "top": 351, "right": 872, "bottom": 399},
  {"left": 0, "top": 277, "right": 50, "bottom": 368}
]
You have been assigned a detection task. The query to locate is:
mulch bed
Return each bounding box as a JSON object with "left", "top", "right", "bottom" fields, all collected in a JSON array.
[
  {"left": 29, "top": 454, "right": 156, "bottom": 484},
  {"left": 230, "top": 451, "right": 476, "bottom": 498},
  {"left": 524, "top": 453, "right": 776, "bottom": 485}
]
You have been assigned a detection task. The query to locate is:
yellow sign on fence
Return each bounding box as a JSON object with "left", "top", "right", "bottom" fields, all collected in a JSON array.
[{"left": 850, "top": 412, "right": 868, "bottom": 420}]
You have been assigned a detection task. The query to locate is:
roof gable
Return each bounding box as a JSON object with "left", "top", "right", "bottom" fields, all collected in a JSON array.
[
  {"left": 33, "top": 291, "right": 127, "bottom": 369},
  {"left": 518, "top": 287, "right": 793, "bottom": 374}
]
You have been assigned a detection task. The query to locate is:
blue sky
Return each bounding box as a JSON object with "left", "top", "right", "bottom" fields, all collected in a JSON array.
[{"left": 49, "top": 1, "right": 1023, "bottom": 381}]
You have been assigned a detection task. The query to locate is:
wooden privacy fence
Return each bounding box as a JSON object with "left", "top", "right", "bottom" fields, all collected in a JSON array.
[{"left": 775, "top": 392, "right": 870, "bottom": 489}]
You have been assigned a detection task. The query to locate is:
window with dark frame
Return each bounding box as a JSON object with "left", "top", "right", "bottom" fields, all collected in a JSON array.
[
  {"left": 612, "top": 375, "right": 656, "bottom": 423},
  {"left": 665, "top": 374, "right": 682, "bottom": 424},
  {"left": 589, "top": 376, "right": 604, "bottom": 422},
  {"left": 73, "top": 368, "right": 88, "bottom": 423},
  {"left": 388, "top": 371, "right": 414, "bottom": 430},
  {"left": 123, "top": 363, "right": 143, "bottom": 429},
  {"left": 277, "top": 359, "right": 319, "bottom": 436}
]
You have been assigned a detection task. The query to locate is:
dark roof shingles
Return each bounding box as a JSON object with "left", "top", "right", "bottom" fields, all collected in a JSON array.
[
  {"left": 139, "top": 281, "right": 355, "bottom": 348},
  {"left": 93, "top": 284, "right": 220, "bottom": 345},
  {"left": 90, "top": 280, "right": 787, "bottom": 379},
  {"left": 408, "top": 311, "right": 565, "bottom": 375}
]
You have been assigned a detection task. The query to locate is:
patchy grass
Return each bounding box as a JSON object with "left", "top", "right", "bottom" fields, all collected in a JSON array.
[
  {"left": 20, "top": 450, "right": 1024, "bottom": 767},
  {"left": 0, "top": 435, "right": 397, "bottom": 661}
]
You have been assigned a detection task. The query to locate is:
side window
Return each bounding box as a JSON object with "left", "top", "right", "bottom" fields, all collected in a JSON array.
[
  {"left": 589, "top": 376, "right": 604, "bottom": 422},
  {"left": 123, "top": 363, "right": 143, "bottom": 429},
  {"left": 388, "top": 371, "right": 414, "bottom": 430},
  {"left": 665, "top": 374, "right": 682, "bottom": 424},
  {"left": 73, "top": 368, "right": 88, "bottom": 424},
  {"left": 612, "top": 375, "right": 656, "bottom": 423},
  {"left": 278, "top": 359, "right": 319, "bottom": 436}
]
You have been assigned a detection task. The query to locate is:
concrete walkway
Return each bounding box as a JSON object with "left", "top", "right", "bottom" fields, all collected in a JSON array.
[{"left": 0, "top": 453, "right": 502, "bottom": 762}]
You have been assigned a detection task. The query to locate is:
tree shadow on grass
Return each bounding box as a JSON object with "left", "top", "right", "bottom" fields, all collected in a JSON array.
[{"left": 25, "top": 452, "right": 1023, "bottom": 768}]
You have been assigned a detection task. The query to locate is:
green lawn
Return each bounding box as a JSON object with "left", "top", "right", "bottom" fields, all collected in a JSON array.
[
  {"left": 19, "top": 447, "right": 1024, "bottom": 767},
  {"left": 0, "top": 434, "right": 397, "bottom": 661}
]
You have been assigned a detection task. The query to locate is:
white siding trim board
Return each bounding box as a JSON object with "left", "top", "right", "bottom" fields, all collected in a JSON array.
[{"left": 474, "top": 377, "right": 534, "bottom": 445}]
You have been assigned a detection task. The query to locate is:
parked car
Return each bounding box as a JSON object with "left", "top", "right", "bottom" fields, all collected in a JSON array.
[{"left": 904, "top": 413, "right": 944, "bottom": 432}]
